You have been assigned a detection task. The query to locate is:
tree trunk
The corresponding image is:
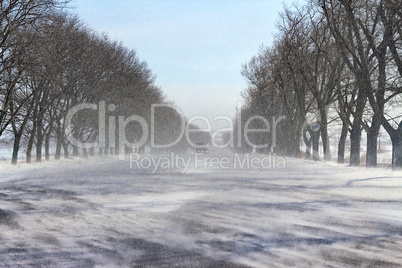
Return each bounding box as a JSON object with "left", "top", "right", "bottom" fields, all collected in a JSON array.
[
  {"left": 62, "top": 139, "right": 69, "bottom": 158},
  {"left": 349, "top": 126, "right": 361, "bottom": 166},
  {"left": 10, "top": 94, "right": 36, "bottom": 164},
  {"left": 45, "top": 134, "right": 51, "bottom": 161},
  {"left": 35, "top": 136, "right": 43, "bottom": 162},
  {"left": 26, "top": 125, "right": 36, "bottom": 163},
  {"left": 83, "top": 148, "right": 88, "bottom": 158},
  {"left": 55, "top": 134, "right": 62, "bottom": 160},
  {"left": 392, "top": 138, "right": 402, "bottom": 169},
  {"left": 303, "top": 127, "right": 312, "bottom": 159},
  {"left": 35, "top": 118, "right": 44, "bottom": 162},
  {"left": 312, "top": 129, "right": 320, "bottom": 161},
  {"left": 381, "top": 119, "right": 402, "bottom": 169},
  {"left": 338, "top": 122, "right": 348, "bottom": 164},
  {"left": 321, "top": 125, "right": 331, "bottom": 161},
  {"left": 319, "top": 107, "right": 331, "bottom": 161},
  {"left": 366, "top": 115, "right": 381, "bottom": 167},
  {"left": 114, "top": 126, "right": 119, "bottom": 156},
  {"left": 286, "top": 128, "right": 301, "bottom": 158},
  {"left": 349, "top": 91, "right": 366, "bottom": 166},
  {"left": 390, "top": 121, "right": 402, "bottom": 169},
  {"left": 72, "top": 145, "right": 79, "bottom": 156},
  {"left": 26, "top": 106, "right": 39, "bottom": 163},
  {"left": 366, "top": 131, "right": 377, "bottom": 167},
  {"left": 11, "top": 133, "right": 22, "bottom": 165},
  {"left": 55, "top": 120, "right": 63, "bottom": 160},
  {"left": 44, "top": 115, "right": 54, "bottom": 161}
]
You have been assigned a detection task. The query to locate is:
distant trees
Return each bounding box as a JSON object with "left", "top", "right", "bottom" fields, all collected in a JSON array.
[
  {"left": 238, "top": 0, "right": 402, "bottom": 169},
  {"left": 1, "top": 1, "right": 60, "bottom": 140},
  {"left": 0, "top": 8, "right": 188, "bottom": 164},
  {"left": 1, "top": 0, "right": 65, "bottom": 164}
]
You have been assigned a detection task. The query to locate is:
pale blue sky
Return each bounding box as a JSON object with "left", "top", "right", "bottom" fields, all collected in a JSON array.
[{"left": 68, "top": 0, "right": 298, "bottom": 125}]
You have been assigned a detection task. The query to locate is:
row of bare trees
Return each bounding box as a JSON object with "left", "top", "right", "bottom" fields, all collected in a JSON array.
[
  {"left": 236, "top": 0, "right": 401, "bottom": 168},
  {"left": 1, "top": 1, "right": 189, "bottom": 164}
]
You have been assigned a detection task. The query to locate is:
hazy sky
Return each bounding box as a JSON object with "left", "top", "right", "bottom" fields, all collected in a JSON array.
[{"left": 69, "top": 0, "right": 297, "bottom": 127}]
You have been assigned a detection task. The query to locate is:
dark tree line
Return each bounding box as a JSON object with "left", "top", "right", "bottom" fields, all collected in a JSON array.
[
  {"left": 0, "top": 1, "right": 191, "bottom": 164},
  {"left": 237, "top": 0, "right": 402, "bottom": 169}
]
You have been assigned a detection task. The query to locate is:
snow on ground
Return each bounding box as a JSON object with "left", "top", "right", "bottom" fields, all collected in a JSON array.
[{"left": 0, "top": 150, "right": 402, "bottom": 267}]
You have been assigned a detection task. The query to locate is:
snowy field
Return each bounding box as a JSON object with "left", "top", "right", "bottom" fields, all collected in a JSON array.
[{"left": 1, "top": 150, "right": 402, "bottom": 267}]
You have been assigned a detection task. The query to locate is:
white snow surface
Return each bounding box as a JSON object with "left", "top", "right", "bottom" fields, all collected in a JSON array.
[{"left": 0, "top": 151, "right": 402, "bottom": 267}]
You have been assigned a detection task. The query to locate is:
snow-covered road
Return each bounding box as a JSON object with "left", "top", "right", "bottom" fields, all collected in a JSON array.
[{"left": 1, "top": 151, "right": 402, "bottom": 267}]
